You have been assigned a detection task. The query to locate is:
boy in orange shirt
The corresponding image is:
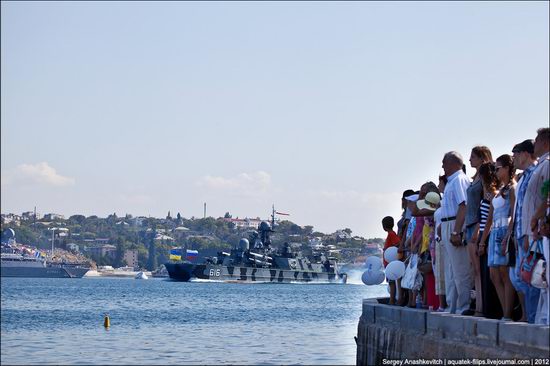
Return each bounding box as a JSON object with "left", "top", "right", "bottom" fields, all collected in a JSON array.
[{"left": 383, "top": 216, "right": 401, "bottom": 304}]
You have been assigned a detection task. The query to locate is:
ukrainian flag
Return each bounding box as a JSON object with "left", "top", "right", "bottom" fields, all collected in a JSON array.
[{"left": 169, "top": 248, "right": 182, "bottom": 261}]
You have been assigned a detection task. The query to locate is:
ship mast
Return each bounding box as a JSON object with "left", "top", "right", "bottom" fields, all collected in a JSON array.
[{"left": 271, "top": 204, "right": 275, "bottom": 229}]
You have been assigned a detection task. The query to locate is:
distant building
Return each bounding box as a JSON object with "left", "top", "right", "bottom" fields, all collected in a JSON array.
[
  {"left": 88, "top": 244, "right": 117, "bottom": 259},
  {"left": 67, "top": 243, "right": 80, "bottom": 252},
  {"left": 123, "top": 249, "right": 139, "bottom": 269},
  {"left": 309, "top": 237, "right": 324, "bottom": 249},
  {"left": 334, "top": 230, "right": 352, "bottom": 240},
  {"left": 222, "top": 217, "right": 263, "bottom": 229},
  {"left": 131, "top": 216, "right": 147, "bottom": 227},
  {"left": 154, "top": 234, "right": 174, "bottom": 242},
  {"left": 21, "top": 211, "right": 41, "bottom": 221},
  {"left": 43, "top": 213, "right": 65, "bottom": 221},
  {"left": 1, "top": 214, "right": 21, "bottom": 226}
]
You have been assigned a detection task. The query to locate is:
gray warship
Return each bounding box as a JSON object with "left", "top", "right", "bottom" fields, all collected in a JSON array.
[
  {"left": 165, "top": 213, "right": 347, "bottom": 284},
  {"left": 1, "top": 253, "right": 90, "bottom": 278}
]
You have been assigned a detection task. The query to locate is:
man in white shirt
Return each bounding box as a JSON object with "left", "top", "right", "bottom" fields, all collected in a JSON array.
[{"left": 440, "top": 151, "right": 473, "bottom": 314}]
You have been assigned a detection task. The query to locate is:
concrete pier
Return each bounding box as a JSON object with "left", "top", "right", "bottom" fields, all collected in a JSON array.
[{"left": 356, "top": 298, "right": 550, "bottom": 365}]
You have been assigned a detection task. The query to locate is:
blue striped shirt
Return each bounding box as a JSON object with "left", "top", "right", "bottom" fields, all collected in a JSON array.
[{"left": 514, "top": 164, "right": 537, "bottom": 240}]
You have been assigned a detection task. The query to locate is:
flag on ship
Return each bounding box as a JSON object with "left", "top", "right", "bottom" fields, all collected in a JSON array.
[
  {"left": 186, "top": 249, "right": 198, "bottom": 260},
  {"left": 170, "top": 248, "right": 199, "bottom": 261},
  {"left": 169, "top": 248, "right": 182, "bottom": 261}
]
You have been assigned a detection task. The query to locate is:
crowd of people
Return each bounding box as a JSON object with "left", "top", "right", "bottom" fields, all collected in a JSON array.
[{"left": 382, "top": 127, "right": 549, "bottom": 325}]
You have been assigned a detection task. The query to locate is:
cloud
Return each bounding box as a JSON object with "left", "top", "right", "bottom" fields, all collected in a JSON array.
[
  {"left": 196, "top": 171, "right": 272, "bottom": 197},
  {"left": 2, "top": 162, "right": 75, "bottom": 187}
]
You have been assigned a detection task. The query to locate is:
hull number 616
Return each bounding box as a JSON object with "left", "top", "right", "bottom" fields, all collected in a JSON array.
[{"left": 209, "top": 269, "right": 221, "bottom": 277}]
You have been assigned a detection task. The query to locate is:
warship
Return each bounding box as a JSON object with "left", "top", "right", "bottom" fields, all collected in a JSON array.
[
  {"left": 1, "top": 253, "right": 90, "bottom": 278},
  {"left": 1, "top": 228, "right": 89, "bottom": 278},
  {"left": 165, "top": 209, "right": 347, "bottom": 284}
]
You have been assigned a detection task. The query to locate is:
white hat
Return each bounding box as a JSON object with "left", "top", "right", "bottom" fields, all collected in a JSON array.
[
  {"left": 416, "top": 192, "right": 440, "bottom": 211},
  {"left": 405, "top": 194, "right": 419, "bottom": 202}
]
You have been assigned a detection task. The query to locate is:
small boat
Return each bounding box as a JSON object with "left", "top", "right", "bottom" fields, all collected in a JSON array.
[
  {"left": 151, "top": 264, "right": 169, "bottom": 278},
  {"left": 135, "top": 271, "right": 148, "bottom": 280}
]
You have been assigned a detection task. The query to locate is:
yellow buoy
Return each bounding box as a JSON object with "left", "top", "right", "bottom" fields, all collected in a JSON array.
[{"left": 104, "top": 314, "right": 110, "bottom": 328}]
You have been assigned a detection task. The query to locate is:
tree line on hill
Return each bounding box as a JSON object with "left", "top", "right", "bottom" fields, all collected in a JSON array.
[{"left": 1, "top": 212, "right": 383, "bottom": 270}]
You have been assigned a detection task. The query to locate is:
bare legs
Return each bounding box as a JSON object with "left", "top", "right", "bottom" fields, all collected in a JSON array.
[
  {"left": 468, "top": 242, "right": 483, "bottom": 315},
  {"left": 389, "top": 280, "right": 396, "bottom": 305},
  {"left": 490, "top": 267, "right": 505, "bottom": 311},
  {"left": 500, "top": 266, "right": 515, "bottom": 319},
  {"left": 490, "top": 265, "right": 518, "bottom": 320}
]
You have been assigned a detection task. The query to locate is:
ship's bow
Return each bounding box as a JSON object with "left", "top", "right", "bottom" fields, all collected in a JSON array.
[{"left": 164, "top": 262, "right": 195, "bottom": 281}]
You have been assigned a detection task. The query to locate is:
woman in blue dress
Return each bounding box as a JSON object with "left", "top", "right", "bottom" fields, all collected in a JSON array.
[{"left": 479, "top": 154, "right": 516, "bottom": 320}]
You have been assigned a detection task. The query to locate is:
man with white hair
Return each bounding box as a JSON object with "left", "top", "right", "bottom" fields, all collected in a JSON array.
[{"left": 440, "top": 151, "right": 473, "bottom": 314}]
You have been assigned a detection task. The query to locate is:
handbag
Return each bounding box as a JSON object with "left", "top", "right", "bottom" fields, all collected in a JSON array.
[
  {"left": 417, "top": 251, "right": 433, "bottom": 274},
  {"left": 530, "top": 259, "right": 547, "bottom": 289},
  {"left": 520, "top": 239, "right": 543, "bottom": 284}
]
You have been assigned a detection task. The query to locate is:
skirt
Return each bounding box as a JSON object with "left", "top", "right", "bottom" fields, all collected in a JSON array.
[{"left": 488, "top": 226, "right": 509, "bottom": 267}]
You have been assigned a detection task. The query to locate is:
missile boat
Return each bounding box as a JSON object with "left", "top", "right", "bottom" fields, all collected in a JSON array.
[{"left": 165, "top": 214, "right": 347, "bottom": 284}]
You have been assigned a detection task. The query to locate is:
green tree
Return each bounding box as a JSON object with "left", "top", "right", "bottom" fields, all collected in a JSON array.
[
  {"left": 302, "top": 225, "right": 314, "bottom": 236},
  {"left": 68, "top": 215, "right": 86, "bottom": 225},
  {"left": 13, "top": 226, "right": 39, "bottom": 246},
  {"left": 114, "top": 238, "right": 125, "bottom": 268},
  {"left": 146, "top": 231, "right": 157, "bottom": 270}
]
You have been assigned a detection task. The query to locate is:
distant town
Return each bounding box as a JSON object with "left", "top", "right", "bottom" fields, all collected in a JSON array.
[{"left": 0, "top": 211, "right": 384, "bottom": 271}]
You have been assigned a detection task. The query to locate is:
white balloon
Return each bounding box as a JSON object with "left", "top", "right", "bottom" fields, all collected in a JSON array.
[
  {"left": 361, "top": 269, "right": 385, "bottom": 286},
  {"left": 385, "top": 260, "right": 406, "bottom": 281},
  {"left": 365, "top": 256, "right": 383, "bottom": 272},
  {"left": 384, "top": 246, "right": 399, "bottom": 263}
]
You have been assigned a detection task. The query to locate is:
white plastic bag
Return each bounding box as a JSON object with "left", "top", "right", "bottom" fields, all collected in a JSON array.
[{"left": 402, "top": 254, "right": 419, "bottom": 290}]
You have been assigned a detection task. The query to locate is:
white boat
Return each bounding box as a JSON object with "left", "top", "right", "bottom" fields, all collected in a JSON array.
[
  {"left": 151, "top": 264, "right": 169, "bottom": 277},
  {"left": 135, "top": 271, "right": 148, "bottom": 280}
]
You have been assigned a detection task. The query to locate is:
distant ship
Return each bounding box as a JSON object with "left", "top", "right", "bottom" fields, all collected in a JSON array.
[
  {"left": 0, "top": 253, "right": 90, "bottom": 278},
  {"left": 165, "top": 208, "right": 347, "bottom": 284}
]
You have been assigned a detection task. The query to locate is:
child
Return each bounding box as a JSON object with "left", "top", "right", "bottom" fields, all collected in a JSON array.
[{"left": 383, "top": 216, "right": 401, "bottom": 305}]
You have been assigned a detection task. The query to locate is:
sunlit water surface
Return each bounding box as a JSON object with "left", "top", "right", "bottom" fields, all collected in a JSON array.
[{"left": 1, "top": 272, "right": 386, "bottom": 365}]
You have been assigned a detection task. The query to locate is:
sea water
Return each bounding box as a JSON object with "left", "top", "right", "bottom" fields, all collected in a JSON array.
[{"left": 1, "top": 275, "right": 387, "bottom": 365}]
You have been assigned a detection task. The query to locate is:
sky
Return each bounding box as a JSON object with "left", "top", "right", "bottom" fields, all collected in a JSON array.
[{"left": 1, "top": 1, "right": 548, "bottom": 238}]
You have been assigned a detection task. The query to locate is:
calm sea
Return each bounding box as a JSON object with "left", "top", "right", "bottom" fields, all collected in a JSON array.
[{"left": 1, "top": 274, "right": 386, "bottom": 365}]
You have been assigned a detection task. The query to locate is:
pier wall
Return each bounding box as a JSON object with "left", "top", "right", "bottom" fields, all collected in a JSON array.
[{"left": 356, "top": 298, "right": 550, "bottom": 365}]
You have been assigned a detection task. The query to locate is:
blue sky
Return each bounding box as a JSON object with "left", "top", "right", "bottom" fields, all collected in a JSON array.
[{"left": 1, "top": 1, "right": 548, "bottom": 238}]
